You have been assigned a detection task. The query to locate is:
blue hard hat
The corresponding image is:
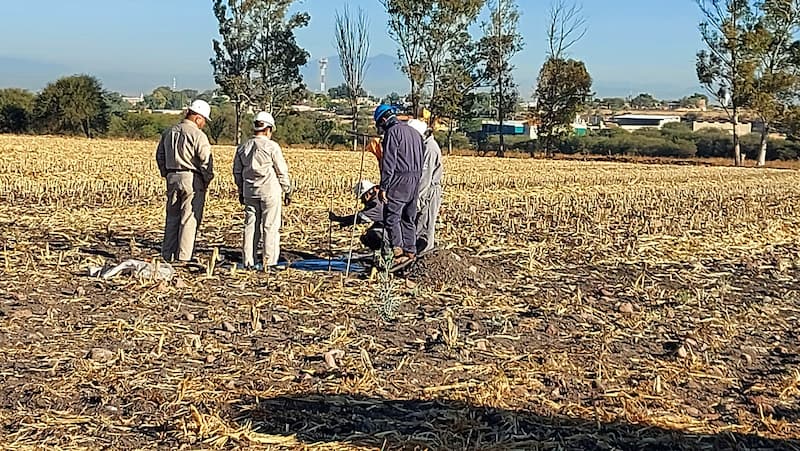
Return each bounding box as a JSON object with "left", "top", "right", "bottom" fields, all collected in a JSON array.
[{"left": 373, "top": 104, "right": 396, "bottom": 123}]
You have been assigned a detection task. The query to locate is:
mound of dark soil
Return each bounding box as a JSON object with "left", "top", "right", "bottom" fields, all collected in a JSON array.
[{"left": 402, "top": 249, "right": 504, "bottom": 289}]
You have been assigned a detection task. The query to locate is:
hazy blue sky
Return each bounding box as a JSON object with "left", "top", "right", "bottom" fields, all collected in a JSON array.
[{"left": 0, "top": 1, "right": 706, "bottom": 99}]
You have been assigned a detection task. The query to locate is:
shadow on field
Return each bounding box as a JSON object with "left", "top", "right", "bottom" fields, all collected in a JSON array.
[{"left": 233, "top": 394, "right": 800, "bottom": 451}]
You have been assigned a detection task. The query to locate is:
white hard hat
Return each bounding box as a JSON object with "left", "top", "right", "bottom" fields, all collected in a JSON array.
[
  {"left": 188, "top": 99, "right": 211, "bottom": 120},
  {"left": 353, "top": 179, "right": 377, "bottom": 198},
  {"left": 254, "top": 111, "right": 275, "bottom": 131},
  {"left": 407, "top": 118, "right": 428, "bottom": 137}
]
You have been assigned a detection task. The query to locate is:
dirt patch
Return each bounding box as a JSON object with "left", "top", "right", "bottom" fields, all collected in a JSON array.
[{"left": 402, "top": 249, "right": 505, "bottom": 290}]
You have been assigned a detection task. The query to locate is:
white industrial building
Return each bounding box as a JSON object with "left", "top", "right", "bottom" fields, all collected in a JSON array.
[{"left": 610, "top": 114, "right": 681, "bottom": 131}]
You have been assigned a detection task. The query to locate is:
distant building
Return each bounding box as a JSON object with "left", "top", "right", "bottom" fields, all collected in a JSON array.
[
  {"left": 691, "top": 119, "right": 752, "bottom": 135},
  {"left": 122, "top": 94, "right": 144, "bottom": 105},
  {"left": 572, "top": 114, "right": 588, "bottom": 136},
  {"left": 151, "top": 109, "right": 185, "bottom": 115},
  {"left": 481, "top": 120, "right": 536, "bottom": 139},
  {"left": 611, "top": 114, "right": 681, "bottom": 131}
]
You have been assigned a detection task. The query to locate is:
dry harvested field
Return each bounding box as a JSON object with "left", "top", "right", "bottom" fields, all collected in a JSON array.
[{"left": 1, "top": 134, "right": 800, "bottom": 450}]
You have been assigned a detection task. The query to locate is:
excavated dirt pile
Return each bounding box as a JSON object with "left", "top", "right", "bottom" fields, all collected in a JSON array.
[{"left": 402, "top": 249, "right": 506, "bottom": 289}]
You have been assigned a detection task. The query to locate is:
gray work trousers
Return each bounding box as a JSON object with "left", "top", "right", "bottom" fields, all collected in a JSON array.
[
  {"left": 416, "top": 184, "right": 442, "bottom": 254},
  {"left": 384, "top": 175, "right": 420, "bottom": 255},
  {"left": 242, "top": 196, "right": 282, "bottom": 267},
  {"left": 162, "top": 172, "right": 206, "bottom": 261}
]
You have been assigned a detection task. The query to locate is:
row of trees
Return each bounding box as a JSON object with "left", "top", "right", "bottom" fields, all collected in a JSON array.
[
  {"left": 590, "top": 93, "right": 709, "bottom": 110},
  {"left": 0, "top": 75, "right": 123, "bottom": 137},
  {"left": 697, "top": 0, "right": 800, "bottom": 166}
]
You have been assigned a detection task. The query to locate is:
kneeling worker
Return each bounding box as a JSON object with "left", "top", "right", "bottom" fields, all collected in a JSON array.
[
  {"left": 233, "top": 112, "right": 292, "bottom": 269},
  {"left": 329, "top": 180, "right": 387, "bottom": 251}
]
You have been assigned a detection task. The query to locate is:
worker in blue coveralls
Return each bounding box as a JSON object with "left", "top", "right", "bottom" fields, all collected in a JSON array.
[{"left": 372, "top": 104, "right": 424, "bottom": 268}]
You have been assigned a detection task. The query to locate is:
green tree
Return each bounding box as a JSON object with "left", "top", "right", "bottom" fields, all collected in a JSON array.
[
  {"left": 103, "top": 91, "right": 130, "bottom": 117},
  {"left": 328, "top": 83, "right": 365, "bottom": 100},
  {"left": 535, "top": 0, "right": 591, "bottom": 157},
  {"left": 696, "top": 0, "right": 759, "bottom": 166},
  {"left": 535, "top": 59, "right": 593, "bottom": 157},
  {"left": 34, "top": 75, "right": 109, "bottom": 138},
  {"left": 480, "top": 0, "right": 524, "bottom": 156},
  {"left": 0, "top": 88, "right": 35, "bottom": 133},
  {"left": 679, "top": 92, "right": 709, "bottom": 108},
  {"left": 249, "top": 0, "right": 310, "bottom": 115},
  {"left": 382, "top": 92, "right": 402, "bottom": 104},
  {"left": 630, "top": 93, "right": 661, "bottom": 109},
  {"left": 420, "top": 0, "right": 486, "bottom": 123},
  {"left": 207, "top": 103, "right": 236, "bottom": 144},
  {"left": 434, "top": 40, "right": 488, "bottom": 153},
  {"left": 211, "top": 0, "right": 255, "bottom": 145},
  {"left": 381, "top": 0, "right": 428, "bottom": 115},
  {"left": 748, "top": 0, "right": 800, "bottom": 166}
]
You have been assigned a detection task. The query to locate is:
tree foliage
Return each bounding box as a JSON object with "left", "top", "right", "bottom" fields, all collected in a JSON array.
[
  {"left": 535, "top": 0, "right": 590, "bottom": 157},
  {"left": 630, "top": 93, "right": 661, "bottom": 109},
  {"left": 249, "top": 0, "right": 310, "bottom": 114},
  {"left": 420, "top": 0, "right": 485, "bottom": 122},
  {"left": 480, "top": 0, "right": 523, "bottom": 156},
  {"left": 211, "top": 0, "right": 309, "bottom": 143},
  {"left": 34, "top": 75, "right": 109, "bottom": 138},
  {"left": 696, "top": 0, "right": 759, "bottom": 166},
  {"left": 0, "top": 88, "right": 35, "bottom": 133},
  {"left": 381, "top": 0, "right": 428, "bottom": 115},
  {"left": 535, "top": 58, "right": 592, "bottom": 156},
  {"left": 747, "top": 0, "right": 800, "bottom": 165}
]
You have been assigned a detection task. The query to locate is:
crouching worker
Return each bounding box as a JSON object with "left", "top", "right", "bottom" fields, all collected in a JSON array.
[
  {"left": 233, "top": 112, "right": 292, "bottom": 269},
  {"left": 329, "top": 180, "right": 388, "bottom": 252}
]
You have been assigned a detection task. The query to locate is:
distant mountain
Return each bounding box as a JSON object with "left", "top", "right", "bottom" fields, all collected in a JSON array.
[
  {"left": 301, "top": 53, "right": 407, "bottom": 97},
  {"left": 0, "top": 56, "right": 69, "bottom": 91}
]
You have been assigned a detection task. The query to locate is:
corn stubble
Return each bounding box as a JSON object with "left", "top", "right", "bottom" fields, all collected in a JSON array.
[{"left": 1, "top": 135, "right": 800, "bottom": 449}]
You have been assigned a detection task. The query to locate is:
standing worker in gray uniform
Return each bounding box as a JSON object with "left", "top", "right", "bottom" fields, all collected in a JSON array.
[
  {"left": 233, "top": 112, "right": 292, "bottom": 269},
  {"left": 373, "top": 104, "right": 424, "bottom": 267},
  {"left": 156, "top": 99, "right": 215, "bottom": 262},
  {"left": 408, "top": 119, "right": 443, "bottom": 255}
]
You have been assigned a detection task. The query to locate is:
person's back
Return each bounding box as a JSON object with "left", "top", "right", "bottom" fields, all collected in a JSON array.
[
  {"left": 155, "top": 100, "right": 213, "bottom": 262},
  {"left": 233, "top": 112, "right": 291, "bottom": 269},
  {"left": 374, "top": 105, "right": 425, "bottom": 266},
  {"left": 381, "top": 121, "right": 424, "bottom": 178},
  {"left": 235, "top": 136, "right": 290, "bottom": 200},
  {"left": 417, "top": 133, "right": 443, "bottom": 254}
]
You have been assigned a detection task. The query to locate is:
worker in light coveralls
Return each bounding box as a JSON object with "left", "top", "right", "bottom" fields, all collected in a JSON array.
[
  {"left": 407, "top": 119, "right": 443, "bottom": 255},
  {"left": 233, "top": 111, "right": 292, "bottom": 269},
  {"left": 156, "top": 99, "right": 215, "bottom": 262},
  {"left": 373, "top": 104, "right": 424, "bottom": 268}
]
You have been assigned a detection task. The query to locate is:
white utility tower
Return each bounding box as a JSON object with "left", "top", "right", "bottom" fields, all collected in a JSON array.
[{"left": 319, "top": 58, "right": 329, "bottom": 93}]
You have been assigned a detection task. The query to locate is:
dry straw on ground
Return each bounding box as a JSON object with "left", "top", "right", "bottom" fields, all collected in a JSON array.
[{"left": 1, "top": 135, "right": 800, "bottom": 450}]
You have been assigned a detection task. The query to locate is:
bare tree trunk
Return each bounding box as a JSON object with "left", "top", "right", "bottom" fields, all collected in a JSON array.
[
  {"left": 757, "top": 122, "right": 768, "bottom": 167},
  {"left": 351, "top": 103, "right": 358, "bottom": 152},
  {"left": 446, "top": 121, "right": 454, "bottom": 155},
  {"left": 733, "top": 110, "right": 742, "bottom": 166},
  {"left": 234, "top": 99, "right": 241, "bottom": 146},
  {"left": 498, "top": 75, "right": 505, "bottom": 158}
]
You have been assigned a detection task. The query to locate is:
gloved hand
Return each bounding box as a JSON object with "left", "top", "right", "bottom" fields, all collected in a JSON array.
[{"left": 284, "top": 193, "right": 292, "bottom": 206}]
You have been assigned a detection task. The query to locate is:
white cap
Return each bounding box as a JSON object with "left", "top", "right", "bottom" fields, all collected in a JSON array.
[
  {"left": 353, "top": 179, "right": 377, "bottom": 198},
  {"left": 254, "top": 111, "right": 275, "bottom": 131},
  {"left": 188, "top": 99, "right": 211, "bottom": 120},
  {"left": 407, "top": 118, "right": 428, "bottom": 137}
]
